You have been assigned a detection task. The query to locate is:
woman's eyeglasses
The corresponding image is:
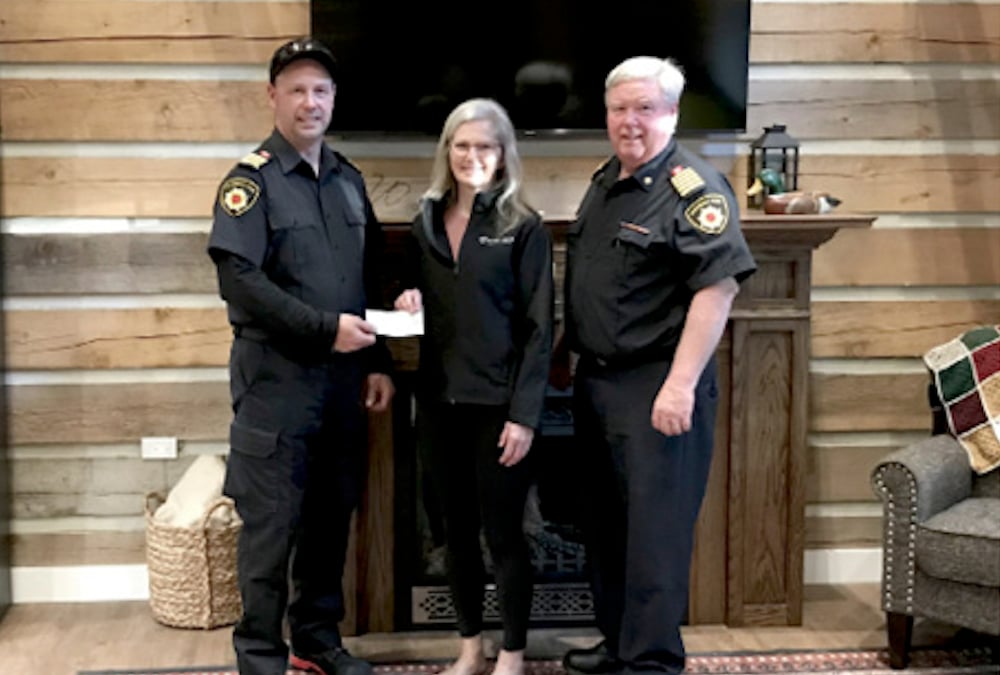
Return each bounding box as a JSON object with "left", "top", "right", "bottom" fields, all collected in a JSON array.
[{"left": 450, "top": 141, "right": 500, "bottom": 156}]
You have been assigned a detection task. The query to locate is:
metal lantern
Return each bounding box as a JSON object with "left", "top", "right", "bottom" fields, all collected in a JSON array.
[{"left": 747, "top": 124, "right": 799, "bottom": 209}]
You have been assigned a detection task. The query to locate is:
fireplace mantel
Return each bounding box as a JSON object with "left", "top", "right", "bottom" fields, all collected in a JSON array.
[{"left": 344, "top": 212, "right": 875, "bottom": 633}]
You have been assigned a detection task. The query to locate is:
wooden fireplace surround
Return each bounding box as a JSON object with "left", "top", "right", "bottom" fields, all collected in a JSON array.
[{"left": 343, "top": 213, "right": 874, "bottom": 634}]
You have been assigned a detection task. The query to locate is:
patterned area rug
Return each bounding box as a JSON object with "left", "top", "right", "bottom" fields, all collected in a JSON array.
[{"left": 78, "top": 647, "right": 998, "bottom": 675}]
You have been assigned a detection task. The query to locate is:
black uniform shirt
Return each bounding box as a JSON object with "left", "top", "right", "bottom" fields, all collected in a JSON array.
[
  {"left": 565, "top": 139, "right": 757, "bottom": 363},
  {"left": 404, "top": 191, "right": 554, "bottom": 428},
  {"left": 208, "top": 129, "right": 390, "bottom": 367}
]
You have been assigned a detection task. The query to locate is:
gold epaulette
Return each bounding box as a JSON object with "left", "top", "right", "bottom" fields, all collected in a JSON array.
[
  {"left": 239, "top": 150, "right": 272, "bottom": 170},
  {"left": 669, "top": 166, "right": 706, "bottom": 198}
]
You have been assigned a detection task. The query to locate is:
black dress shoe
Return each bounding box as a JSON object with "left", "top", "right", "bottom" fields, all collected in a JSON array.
[{"left": 563, "top": 640, "right": 623, "bottom": 675}]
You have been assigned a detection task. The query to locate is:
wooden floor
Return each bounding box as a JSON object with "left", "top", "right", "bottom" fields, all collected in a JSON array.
[{"left": 0, "top": 584, "right": 978, "bottom": 675}]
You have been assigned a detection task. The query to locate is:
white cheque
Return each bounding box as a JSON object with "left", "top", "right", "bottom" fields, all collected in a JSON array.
[{"left": 365, "top": 309, "right": 424, "bottom": 337}]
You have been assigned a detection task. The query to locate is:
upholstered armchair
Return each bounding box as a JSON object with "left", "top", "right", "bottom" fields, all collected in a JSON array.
[{"left": 871, "top": 384, "right": 1000, "bottom": 668}]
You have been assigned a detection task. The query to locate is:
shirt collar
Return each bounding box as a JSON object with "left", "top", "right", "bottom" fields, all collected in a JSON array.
[
  {"left": 601, "top": 139, "right": 676, "bottom": 192},
  {"left": 630, "top": 140, "right": 676, "bottom": 191},
  {"left": 264, "top": 129, "right": 339, "bottom": 177},
  {"left": 472, "top": 186, "right": 502, "bottom": 213},
  {"left": 428, "top": 185, "right": 503, "bottom": 215}
]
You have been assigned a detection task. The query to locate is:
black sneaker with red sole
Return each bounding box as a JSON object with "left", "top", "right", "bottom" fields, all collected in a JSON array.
[{"left": 290, "top": 647, "right": 374, "bottom": 675}]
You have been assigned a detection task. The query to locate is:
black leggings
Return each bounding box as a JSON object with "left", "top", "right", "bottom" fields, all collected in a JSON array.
[{"left": 418, "top": 402, "right": 536, "bottom": 651}]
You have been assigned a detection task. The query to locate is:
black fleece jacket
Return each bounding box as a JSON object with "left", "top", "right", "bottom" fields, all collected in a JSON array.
[{"left": 402, "top": 191, "right": 553, "bottom": 429}]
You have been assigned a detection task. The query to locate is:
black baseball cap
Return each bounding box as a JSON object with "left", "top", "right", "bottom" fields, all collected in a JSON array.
[{"left": 269, "top": 37, "right": 338, "bottom": 84}]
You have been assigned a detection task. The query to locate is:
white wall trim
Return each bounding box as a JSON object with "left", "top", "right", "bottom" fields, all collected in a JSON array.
[
  {"left": 12, "top": 565, "right": 149, "bottom": 603},
  {"left": 11, "top": 549, "right": 883, "bottom": 603},
  {"left": 805, "top": 548, "right": 882, "bottom": 585}
]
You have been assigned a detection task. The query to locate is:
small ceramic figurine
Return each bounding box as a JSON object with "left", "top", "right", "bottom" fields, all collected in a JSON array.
[{"left": 748, "top": 168, "right": 841, "bottom": 215}]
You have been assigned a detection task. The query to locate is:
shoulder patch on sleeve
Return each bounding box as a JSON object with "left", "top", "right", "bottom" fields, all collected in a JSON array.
[
  {"left": 239, "top": 150, "right": 271, "bottom": 170},
  {"left": 684, "top": 193, "right": 729, "bottom": 234},
  {"left": 219, "top": 176, "right": 261, "bottom": 217},
  {"left": 670, "top": 165, "right": 706, "bottom": 197}
]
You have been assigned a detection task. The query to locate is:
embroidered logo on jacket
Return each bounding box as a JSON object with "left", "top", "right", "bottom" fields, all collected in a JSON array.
[{"left": 478, "top": 235, "right": 515, "bottom": 246}]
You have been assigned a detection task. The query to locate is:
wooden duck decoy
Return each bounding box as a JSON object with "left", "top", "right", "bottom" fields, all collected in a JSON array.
[{"left": 747, "top": 168, "right": 841, "bottom": 215}]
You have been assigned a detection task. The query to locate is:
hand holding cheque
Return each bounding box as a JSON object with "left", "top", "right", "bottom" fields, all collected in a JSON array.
[{"left": 365, "top": 308, "right": 424, "bottom": 337}]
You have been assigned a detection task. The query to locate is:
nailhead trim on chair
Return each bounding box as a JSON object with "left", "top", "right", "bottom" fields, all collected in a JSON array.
[{"left": 873, "top": 463, "right": 918, "bottom": 614}]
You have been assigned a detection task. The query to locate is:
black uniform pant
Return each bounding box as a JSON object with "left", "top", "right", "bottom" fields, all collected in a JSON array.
[
  {"left": 418, "top": 402, "right": 536, "bottom": 651},
  {"left": 573, "top": 356, "right": 718, "bottom": 675},
  {"left": 223, "top": 338, "right": 367, "bottom": 675}
]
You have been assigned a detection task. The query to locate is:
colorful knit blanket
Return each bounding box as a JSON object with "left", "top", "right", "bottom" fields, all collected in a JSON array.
[{"left": 923, "top": 325, "right": 1000, "bottom": 474}]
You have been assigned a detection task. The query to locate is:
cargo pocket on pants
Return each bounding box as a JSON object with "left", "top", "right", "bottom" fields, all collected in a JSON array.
[{"left": 224, "top": 421, "right": 280, "bottom": 516}]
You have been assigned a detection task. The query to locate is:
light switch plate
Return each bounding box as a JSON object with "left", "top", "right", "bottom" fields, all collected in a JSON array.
[{"left": 141, "top": 436, "right": 178, "bottom": 459}]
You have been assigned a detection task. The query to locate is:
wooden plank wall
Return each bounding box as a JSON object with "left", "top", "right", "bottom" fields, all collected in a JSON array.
[{"left": 1, "top": 0, "right": 998, "bottom": 592}]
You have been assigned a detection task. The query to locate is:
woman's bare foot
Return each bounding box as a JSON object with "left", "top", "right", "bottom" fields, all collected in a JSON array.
[
  {"left": 438, "top": 635, "right": 488, "bottom": 675},
  {"left": 491, "top": 649, "right": 525, "bottom": 675}
]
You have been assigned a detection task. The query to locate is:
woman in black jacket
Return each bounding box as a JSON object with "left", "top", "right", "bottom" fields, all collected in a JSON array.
[{"left": 395, "top": 98, "right": 553, "bottom": 675}]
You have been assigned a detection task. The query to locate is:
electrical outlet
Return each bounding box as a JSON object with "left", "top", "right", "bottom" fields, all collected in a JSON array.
[{"left": 141, "top": 436, "right": 178, "bottom": 459}]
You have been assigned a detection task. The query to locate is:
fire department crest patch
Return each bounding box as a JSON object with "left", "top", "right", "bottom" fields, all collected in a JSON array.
[
  {"left": 684, "top": 193, "right": 729, "bottom": 234},
  {"left": 219, "top": 176, "right": 260, "bottom": 217}
]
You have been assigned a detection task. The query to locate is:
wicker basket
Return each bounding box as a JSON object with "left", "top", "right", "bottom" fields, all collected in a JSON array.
[{"left": 144, "top": 491, "right": 243, "bottom": 629}]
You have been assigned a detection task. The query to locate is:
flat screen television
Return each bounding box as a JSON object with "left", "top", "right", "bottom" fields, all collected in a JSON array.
[{"left": 311, "top": 0, "right": 751, "bottom": 138}]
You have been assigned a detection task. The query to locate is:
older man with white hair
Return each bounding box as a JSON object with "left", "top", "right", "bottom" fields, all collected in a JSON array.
[{"left": 558, "top": 56, "right": 757, "bottom": 675}]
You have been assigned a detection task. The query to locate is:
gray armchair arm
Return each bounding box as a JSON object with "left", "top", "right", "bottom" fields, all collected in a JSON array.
[
  {"left": 871, "top": 435, "right": 973, "bottom": 615},
  {"left": 872, "top": 435, "right": 973, "bottom": 521}
]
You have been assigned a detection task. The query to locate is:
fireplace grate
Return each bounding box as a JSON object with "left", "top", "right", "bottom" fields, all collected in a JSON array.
[{"left": 411, "top": 582, "right": 594, "bottom": 624}]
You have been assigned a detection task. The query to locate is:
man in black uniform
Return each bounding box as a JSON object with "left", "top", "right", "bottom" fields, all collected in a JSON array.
[
  {"left": 559, "top": 57, "right": 756, "bottom": 675},
  {"left": 207, "top": 38, "right": 394, "bottom": 675}
]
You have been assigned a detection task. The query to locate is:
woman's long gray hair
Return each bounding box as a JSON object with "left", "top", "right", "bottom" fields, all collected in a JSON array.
[{"left": 424, "top": 98, "right": 534, "bottom": 234}]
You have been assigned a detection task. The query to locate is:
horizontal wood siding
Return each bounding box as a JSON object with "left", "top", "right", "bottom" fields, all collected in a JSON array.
[
  {"left": 810, "top": 373, "right": 929, "bottom": 433},
  {"left": 4, "top": 233, "right": 215, "bottom": 295},
  {"left": 11, "top": 532, "right": 147, "bottom": 567},
  {"left": 8, "top": 382, "right": 231, "bottom": 445},
  {"left": 4, "top": 155, "right": 999, "bottom": 220},
  {"left": 4, "top": 1, "right": 996, "bottom": 65},
  {"left": 7, "top": 229, "right": 997, "bottom": 297},
  {"left": 9, "top": 299, "right": 998, "bottom": 370},
  {"left": 5, "top": 309, "right": 230, "bottom": 369},
  {"left": 805, "top": 516, "right": 881, "bottom": 549},
  {"left": 6, "top": 373, "right": 930, "bottom": 447},
  {"left": 1, "top": 80, "right": 272, "bottom": 142},
  {"left": 808, "top": 446, "right": 898, "bottom": 503},
  {"left": 813, "top": 228, "right": 1000, "bottom": 287},
  {"left": 811, "top": 300, "right": 1000, "bottom": 358},
  {"left": 747, "top": 79, "right": 1000, "bottom": 141},
  {"left": 10, "top": 435, "right": 887, "bottom": 566},
  {"left": 0, "top": 0, "right": 310, "bottom": 63},
  {"left": 12, "top": 456, "right": 197, "bottom": 518},
  {"left": 5, "top": 79, "right": 998, "bottom": 142},
  {"left": 750, "top": 3, "right": 1000, "bottom": 63}
]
